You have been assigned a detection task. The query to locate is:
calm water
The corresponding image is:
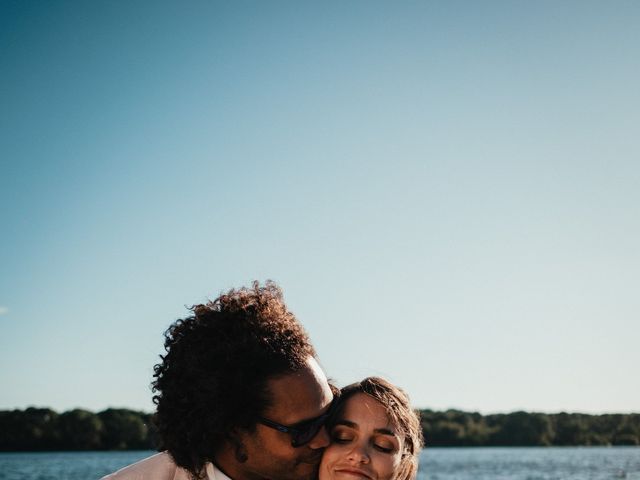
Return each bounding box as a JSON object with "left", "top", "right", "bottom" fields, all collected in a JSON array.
[
  {"left": 0, "top": 447, "right": 638, "bottom": 480},
  {"left": 420, "top": 447, "right": 640, "bottom": 480}
]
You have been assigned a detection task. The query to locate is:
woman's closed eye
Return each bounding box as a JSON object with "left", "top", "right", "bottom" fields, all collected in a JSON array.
[
  {"left": 331, "top": 429, "right": 397, "bottom": 454},
  {"left": 373, "top": 438, "right": 397, "bottom": 454},
  {"left": 331, "top": 430, "right": 354, "bottom": 443}
]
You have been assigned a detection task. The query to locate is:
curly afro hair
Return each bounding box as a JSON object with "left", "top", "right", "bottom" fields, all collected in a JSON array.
[{"left": 151, "top": 281, "right": 316, "bottom": 477}]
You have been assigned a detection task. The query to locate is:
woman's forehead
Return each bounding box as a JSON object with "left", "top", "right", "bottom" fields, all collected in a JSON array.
[{"left": 339, "top": 392, "right": 397, "bottom": 431}]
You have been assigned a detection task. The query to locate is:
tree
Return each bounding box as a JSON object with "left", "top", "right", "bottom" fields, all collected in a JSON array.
[
  {"left": 98, "top": 409, "right": 149, "bottom": 450},
  {"left": 489, "top": 411, "right": 554, "bottom": 446},
  {"left": 58, "top": 409, "right": 103, "bottom": 450}
]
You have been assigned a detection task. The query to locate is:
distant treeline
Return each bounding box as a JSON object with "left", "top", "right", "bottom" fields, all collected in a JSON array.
[
  {"left": 1, "top": 407, "right": 639, "bottom": 451},
  {"left": 0, "top": 408, "right": 157, "bottom": 451},
  {"left": 421, "top": 410, "right": 640, "bottom": 446}
]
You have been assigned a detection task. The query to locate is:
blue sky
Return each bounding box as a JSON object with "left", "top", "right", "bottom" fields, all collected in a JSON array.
[{"left": 1, "top": 0, "right": 639, "bottom": 414}]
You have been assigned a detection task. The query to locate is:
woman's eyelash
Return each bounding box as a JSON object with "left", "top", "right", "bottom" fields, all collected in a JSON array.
[
  {"left": 331, "top": 431, "right": 352, "bottom": 442},
  {"left": 330, "top": 431, "right": 396, "bottom": 453},
  {"left": 334, "top": 437, "right": 353, "bottom": 443},
  {"left": 374, "top": 444, "right": 394, "bottom": 453}
]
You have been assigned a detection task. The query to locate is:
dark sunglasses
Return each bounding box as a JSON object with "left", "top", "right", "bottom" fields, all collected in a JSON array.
[{"left": 258, "top": 398, "right": 338, "bottom": 447}]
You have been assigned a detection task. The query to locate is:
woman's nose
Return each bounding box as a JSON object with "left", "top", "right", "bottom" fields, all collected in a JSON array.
[{"left": 347, "top": 444, "right": 370, "bottom": 464}]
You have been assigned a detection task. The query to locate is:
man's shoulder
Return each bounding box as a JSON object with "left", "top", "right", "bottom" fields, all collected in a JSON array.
[{"left": 100, "top": 451, "right": 191, "bottom": 480}]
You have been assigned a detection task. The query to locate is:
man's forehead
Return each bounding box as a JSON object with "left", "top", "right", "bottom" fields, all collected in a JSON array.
[{"left": 263, "top": 357, "right": 333, "bottom": 424}]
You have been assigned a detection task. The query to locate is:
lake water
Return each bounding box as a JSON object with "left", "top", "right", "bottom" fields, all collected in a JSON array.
[
  {"left": 420, "top": 447, "right": 640, "bottom": 480},
  {"left": 0, "top": 447, "right": 638, "bottom": 480}
]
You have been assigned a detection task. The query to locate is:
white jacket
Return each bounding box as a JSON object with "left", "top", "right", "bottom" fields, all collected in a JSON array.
[{"left": 101, "top": 451, "right": 224, "bottom": 480}]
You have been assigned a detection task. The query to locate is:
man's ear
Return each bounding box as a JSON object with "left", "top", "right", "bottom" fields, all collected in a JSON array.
[{"left": 227, "top": 429, "right": 249, "bottom": 463}]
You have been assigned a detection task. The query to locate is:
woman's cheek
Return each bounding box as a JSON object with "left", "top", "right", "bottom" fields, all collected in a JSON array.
[
  {"left": 319, "top": 444, "right": 341, "bottom": 480},
  {"left": 376, "top": 452, "right": 402, "bottom": 480}
]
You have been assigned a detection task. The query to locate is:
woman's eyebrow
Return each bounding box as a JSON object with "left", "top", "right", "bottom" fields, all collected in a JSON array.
[
  {"left": 334, "top": 421, "right": 397, "bottom": 437},
  {"left": 374, "top": 428, "right": 397, "bottom": 437},
  {"left": 335, "top": 419, "right": 358, "bottom": 429}
]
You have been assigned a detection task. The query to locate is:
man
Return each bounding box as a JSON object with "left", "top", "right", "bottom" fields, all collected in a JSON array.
[{"left": 103, "top": 281, "right": 335, "bottom": 480}]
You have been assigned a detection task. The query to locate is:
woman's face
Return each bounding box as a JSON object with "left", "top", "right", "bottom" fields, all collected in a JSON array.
[{"left": 319, "top": 393, "right": 404, "bottom": 480}]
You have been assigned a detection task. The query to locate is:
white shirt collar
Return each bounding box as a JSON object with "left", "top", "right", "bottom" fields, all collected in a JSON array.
[{"left": 206, "top": 463, "right": 234, "bottom": 480}]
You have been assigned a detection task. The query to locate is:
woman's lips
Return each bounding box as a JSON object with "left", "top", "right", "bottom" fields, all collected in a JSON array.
[{"left": 334, "top": 468, "right": 373, "bottom": 480}]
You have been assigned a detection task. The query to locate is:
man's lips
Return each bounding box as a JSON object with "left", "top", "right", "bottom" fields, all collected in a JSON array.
[{"left": 334, "top": 467, "right": 373, "bottom": 480}]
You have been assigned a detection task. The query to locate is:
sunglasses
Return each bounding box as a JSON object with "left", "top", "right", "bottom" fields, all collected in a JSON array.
[{"left": 258, "top": 398, "right": 338, "bottom": 447}]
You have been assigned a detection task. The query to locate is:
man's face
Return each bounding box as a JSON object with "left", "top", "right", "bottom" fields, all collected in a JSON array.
[{"left": 237, "top": 356, "right": 334, "bottom": 480}]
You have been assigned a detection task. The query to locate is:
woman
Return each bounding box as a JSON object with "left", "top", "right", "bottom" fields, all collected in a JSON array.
[{"left": 320, "top": 377, "right": 424, "bottom": 480}]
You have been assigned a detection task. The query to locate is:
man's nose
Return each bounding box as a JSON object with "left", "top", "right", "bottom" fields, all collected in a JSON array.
[{"left": 307, "top": 424, "right": 330, "bottom": 449}]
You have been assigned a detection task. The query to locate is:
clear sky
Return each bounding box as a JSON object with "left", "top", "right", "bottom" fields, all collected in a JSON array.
[{"left": 1, "top": 0, "right": 639, "bottom": 415}]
